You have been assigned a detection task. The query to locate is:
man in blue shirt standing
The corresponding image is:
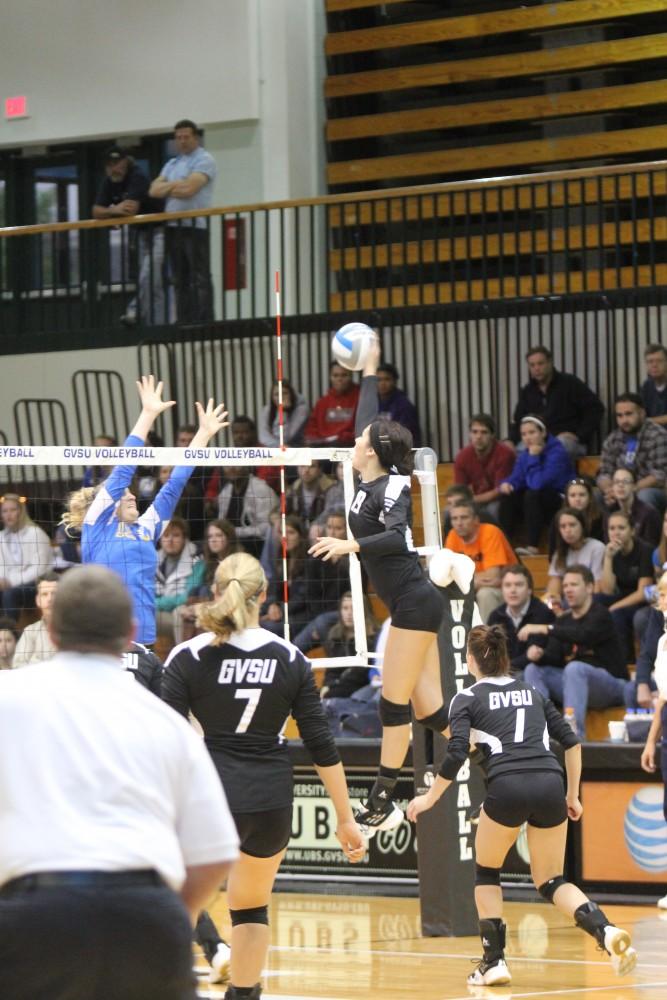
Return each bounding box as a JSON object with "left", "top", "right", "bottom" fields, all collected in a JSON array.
[{"left": 150, "top": 119, "right": 217, "bottom": 323}]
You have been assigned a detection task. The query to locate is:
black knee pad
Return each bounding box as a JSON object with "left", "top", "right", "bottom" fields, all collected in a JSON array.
[
  {"left": 229, "top": 905, "right": 269, "bottom": 927},
  {"left": 538, "top": 876, "right": 568, "bottom": 904},
  {"left": 416, "top": 704, "right": 449, "bottom": 734},
  {"left": 379, "top": 696, "right": 411, "bottom": 727},
  {"left": 475, "top": 864, "right": 501, "bottom": 887}
]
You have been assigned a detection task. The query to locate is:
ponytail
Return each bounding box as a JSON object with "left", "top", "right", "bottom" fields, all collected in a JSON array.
[
  {"left": 467, "top": 624, "right": 510, "bottom": 677},
  {"left": 197, "top": 552, "right": 267, "bottom": 645}
]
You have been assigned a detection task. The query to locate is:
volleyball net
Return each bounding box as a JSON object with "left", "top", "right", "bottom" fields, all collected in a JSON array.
[{"left": 0, "top": 444, "right": 442, "bottom": 672}]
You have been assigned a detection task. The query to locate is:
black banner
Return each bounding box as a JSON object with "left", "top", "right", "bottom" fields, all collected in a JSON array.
[{"left": 412, "top": 582, "right": 485, "bottom": 936}]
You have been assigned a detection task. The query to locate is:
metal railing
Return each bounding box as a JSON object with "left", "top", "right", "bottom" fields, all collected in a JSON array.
[{"left": 0, "top": 159, "right": 666, "bottom": 351}]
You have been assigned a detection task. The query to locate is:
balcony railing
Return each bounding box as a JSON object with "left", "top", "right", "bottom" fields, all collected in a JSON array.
[{"left": 0, "top": 159, "right": 666, "bottom": 353}]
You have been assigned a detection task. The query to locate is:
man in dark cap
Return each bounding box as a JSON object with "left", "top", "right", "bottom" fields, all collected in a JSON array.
[{"left": 92, "top": 146, "right": 167, "bottom": 325}]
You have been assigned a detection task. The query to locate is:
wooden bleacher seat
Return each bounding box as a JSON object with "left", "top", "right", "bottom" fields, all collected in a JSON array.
[
  {"left": 327, "top": 79, "right": 667, "bottom": 143},
  {"left": 325, "top": 1, "right": 665, "bottom": 57},
  {"left": 325, "top": 33, "right": 667, "bottom": 101},
  {"left": 577, "top": 456, "right": 600, "bottom": 480}
]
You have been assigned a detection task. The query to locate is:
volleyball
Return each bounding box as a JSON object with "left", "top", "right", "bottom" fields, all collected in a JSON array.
[{"left": 331, "top": 322, "right": 376, "bottom": 371}]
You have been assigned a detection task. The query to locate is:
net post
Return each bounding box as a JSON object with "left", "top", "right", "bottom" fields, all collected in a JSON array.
[
  {"left": 412, "top": 446, "right": 480, "bottom": 936},
  {"left": 413, "top": 447, "right": 442, "bottom": 559}
]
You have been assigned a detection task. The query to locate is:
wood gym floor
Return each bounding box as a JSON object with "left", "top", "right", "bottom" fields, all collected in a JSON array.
[{"left": 194, "top": 891, "right": 667, "bottom": 999}]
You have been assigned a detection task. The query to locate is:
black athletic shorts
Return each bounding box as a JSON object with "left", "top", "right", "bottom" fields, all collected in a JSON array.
[
  {"left": 232, "top": 806, "right": 293, "bottom": 858},
  {"left": 390, "top": 579, "right": 444, "bottom": 633},
  {"left": 483, "top": 770, "right": 567, "bottom": 829}
]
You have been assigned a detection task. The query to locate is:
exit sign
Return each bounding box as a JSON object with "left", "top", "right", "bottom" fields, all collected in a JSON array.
[{"left": 5, "top": 96, "right": 28, "bottom": 119}]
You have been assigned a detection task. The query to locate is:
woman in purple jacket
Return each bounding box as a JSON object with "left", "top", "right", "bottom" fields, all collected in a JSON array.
[{"left": 498, "top": 415, "right": 575, "bottom": 556}]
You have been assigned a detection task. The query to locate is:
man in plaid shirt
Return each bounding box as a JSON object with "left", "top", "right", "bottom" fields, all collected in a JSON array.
[{"left": 598, "top": 392, "right": 667, "bottom": 513}]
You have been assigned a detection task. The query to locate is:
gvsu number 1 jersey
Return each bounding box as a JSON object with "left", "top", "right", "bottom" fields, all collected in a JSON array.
[
  {"left": 162, "top": 628, "right": 340, "bottom": 812},
  {"left": 439, "top": 676, "right": 579, "bottom": 782},
  {"left": 348, "top": 473, "right": 426, "bottom": 609}
]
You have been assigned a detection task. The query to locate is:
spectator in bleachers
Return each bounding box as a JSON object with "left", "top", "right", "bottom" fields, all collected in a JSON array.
[
  {"left": 260, "top": 514, "right": 309, "bottom": 636},
  {"left": 0, "top": 494, "right": 54, "bottom": 621},
  {"left": 548, "top": 478, "right": 604, "bottom": 555},
  {"left": 149, "top": 119, "right": 216, "bottom": 323},
  {"left": 651, "top": 511, "right": 667, "bottom": 582},
  {"left": 92, "top": 146, "right": 166, "bottom": 326},
  {"left": 445, "top": 499, "right": 516, "bottom": 622},
  {"left": 509, "top": 345, "right": 604, "bottom": 458},
  {"left": 312, "top": 462, "right": 346, "bottom": 537},
  {"left": 602, "top": 468, "right": 661, "bottom": 547},
  {"left": 518, "top": 565, "right": 629, "bottom": 739},
  {"left": 454, "top": 413, "right": 515, "bottom": 524},
  {"left": 286, "top": 462, "right": 335, "bottom": 526},
  {"left": 258, "top": 379, "right": 309, "bottom": 448},
  {"left": 217, "top": 465, "right": 278, "bottom": 559},
  {"left": 173, "top": 519, "right": 239, "bottom": 645},
  {"left": 630, "top": 576, "right": 666, "bottom": 709},
  {"left": 633, "top": 511, "right": 665, "bottom": 643},
  {"left": 596, "top": 511, "right": 653, "bottom": 658},
  {"left": 0, "top": 617, "right": 19, "bottom": 669},
  {"left": 546, "top": 508, "right": 605, "bottom": 606},
  {"left": 304, "top": 362, "right": 360, "bottom": 447},
  {"left": 12, "top": 571, "right": 59, "bottom": 668},
  {"left": 205, "top": 415, "right": 281, "bottom": 504},
  {"left": 375, "top": 363, "right": 421, "bottom": 445},
  {"left": 499, "top": 415, "right": 574, "bottom": 556},
  {"left": 442, "top": 483, "right": 497, "bottom": 533},
  {"left": 598, "top": 392, "right": 667, "bottom": 514},
  {"left": 321, "top": 591, "right": 378, "bottom": 699},
  {"left": 293, "top": 509, "right": 351, "bottom": 653},
  {"left": 489, "top": 564, "right": 564, "bottom": 680},
  {"left": 155, "top": 517, "right": 201, "bottom": 643},
  {"left": 641, "top": 343, "right": 667, "bottom": 426}
]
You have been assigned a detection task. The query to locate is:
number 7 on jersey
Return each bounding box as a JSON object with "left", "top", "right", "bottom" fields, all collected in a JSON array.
[{"left": 235, "top": 688, "right": 262, "bottom": 733}]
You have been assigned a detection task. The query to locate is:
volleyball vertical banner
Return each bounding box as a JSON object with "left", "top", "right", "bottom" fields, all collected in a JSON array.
[{"left": 413, "top": 581, "right": 483, "bottom": 937}]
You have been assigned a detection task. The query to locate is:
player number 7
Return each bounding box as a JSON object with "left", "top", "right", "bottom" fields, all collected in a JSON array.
[{"left": 235, "top": 688, "right": 262, "bottom": 733}]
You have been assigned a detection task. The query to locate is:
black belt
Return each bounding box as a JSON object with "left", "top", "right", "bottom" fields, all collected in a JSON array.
[{"left": 0, "top": 869, "right": 164, "bottom": 897}]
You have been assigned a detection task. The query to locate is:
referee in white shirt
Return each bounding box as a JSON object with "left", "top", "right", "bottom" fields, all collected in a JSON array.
[{"left": 0, "top": 565, "right": 239, "bottom": 1000}]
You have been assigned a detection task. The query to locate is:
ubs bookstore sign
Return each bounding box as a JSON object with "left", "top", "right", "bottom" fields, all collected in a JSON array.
[
  {"left": 282, "top": 764, "right": 531, "bottom": 885},
  {"left": 283, "top": 767, "right": 417, "bottom": 881}
]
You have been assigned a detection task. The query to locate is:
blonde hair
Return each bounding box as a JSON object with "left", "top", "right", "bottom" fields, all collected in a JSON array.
[
  {"left": 654, "top": 570, "right": 667, "bottom": 606},
  {"left": 197, "top": 552, "right": 267, "bottom": 645},
  {"left": 0, "top": 493, "right": 33, "bottom": 532},
  {"left": 60, "top": 486, "right": 98, "bottom": 533}
]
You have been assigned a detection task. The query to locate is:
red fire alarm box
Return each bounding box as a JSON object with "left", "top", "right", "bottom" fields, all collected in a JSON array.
[{"left": 223, "top": 217, "right": 246, "bottom": 290}]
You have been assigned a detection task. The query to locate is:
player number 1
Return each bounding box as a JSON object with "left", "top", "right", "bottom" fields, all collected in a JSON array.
[
  {"left": 514, "top": 707, "right": 525, "bottom": 743},
  {"left": 235, "top": 688, "right": 262, "bottom": 733}
]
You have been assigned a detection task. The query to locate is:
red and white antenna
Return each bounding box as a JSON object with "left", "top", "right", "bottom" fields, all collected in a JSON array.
[{"left": 274, "top": 271, "right": 290, "bottom": 640}]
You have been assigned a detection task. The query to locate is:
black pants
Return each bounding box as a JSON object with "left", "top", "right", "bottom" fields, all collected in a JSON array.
[
  {"left": 0, "top": 881, "right": 195, "bottom": 999},
  {"left": 499, "top": 488, "right": 562, "bottom": 547},
  {"left": 166, "top": 226, "right": 214, "bottom": 323}
]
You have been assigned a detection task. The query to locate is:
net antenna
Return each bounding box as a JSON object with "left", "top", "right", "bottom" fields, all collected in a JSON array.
[{"left": 274, "top": 270, "right": 291, "bottom": 641}]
